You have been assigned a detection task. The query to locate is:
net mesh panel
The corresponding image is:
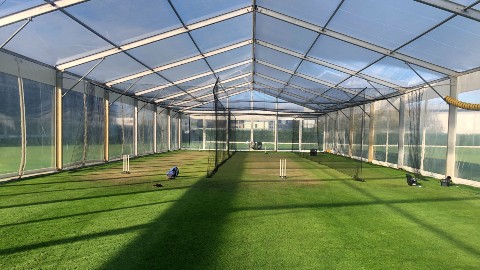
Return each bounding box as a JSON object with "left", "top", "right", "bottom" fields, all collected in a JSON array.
[
  {"left": 206, "top": 81, "right": 235, "bottom": 177},
  {"left": 63, "top": 81, "right": 105, "bottom": 167},
  {"left": 291, "top": 119, "right": 300, "bottom": 152},
  {"left": 406, "top": 90, "right": 423, "bottom": 175}
]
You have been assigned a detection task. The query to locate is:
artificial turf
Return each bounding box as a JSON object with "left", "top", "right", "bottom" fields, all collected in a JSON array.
[{"left": 0, "top": 151, "right": 479, "bottom": 269}]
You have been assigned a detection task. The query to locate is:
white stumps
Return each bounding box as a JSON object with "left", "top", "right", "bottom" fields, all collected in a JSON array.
[
  {"left": 122, "top": 155, "right": 130, "bottom": 174},
  {"left": 279, "top": 159, "right": 287, "bottom": 178}
]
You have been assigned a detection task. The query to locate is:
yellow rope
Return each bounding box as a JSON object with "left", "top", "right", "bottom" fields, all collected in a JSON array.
[{"left": 444, "top": 96, "right": 480, "bottom": 111}]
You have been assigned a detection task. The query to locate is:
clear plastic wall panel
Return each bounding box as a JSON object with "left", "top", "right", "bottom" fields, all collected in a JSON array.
[
  {"left": 297, "top": 61, "right": 350, "bottom": 85},
  {"left": 328, "top": 0, "right": 450, "bottom": 50},
  {"left": 252, "top": 119, "right": 275, "bottom": 150},
  {"left": 256, "top": 13, "right": 318, "bottom": 54},
  {"left": 317, "top": 117, "right": 325, "bottom": 152},
  {"left": 170, "top": 114, "right": 179, "bottom": 150},
  {"left": 361, "top": 57, "right": 446, "bottom": 88},
  {"left": 255, "top": 45, "right": 302, "bottom": 71},
  {"left": 258, "top": 0, "right": 341, "bottom": 27},
  {"left": 180, "top": 115, "right": 190, "bottom": 148},
  {"left": 156, "top": 110, "right": 169, "bottom": 152},
  {"left": 455, "top": 89, "right": 480, "bottom": 181},
  {"left": 128, "top": 34, "right": 199, "bottom": 69},
  {"left": 255, "top": 63, "right": 291, "bottom": 82},
  {"left": 5, "top": 11, "right": 113, "bottom": 66},
  {"left": 62, "top": 90, "right": 84, "bottom": 166},
  {"left": 67, "top": 53, "right": 148, "bottom": 84},
  {"left": 204, "top": 118, "right": 215, "bottom": 149},
  {"left": 0, "top": 72, "right": 21, "bottom": 176},
  {"left": 191, "top": 14, "right": 252, "bottom": 53},
  {"left": 302, "top": 119, "right": 318, "bottom": 150},
  {"left": 206, "top": 45, "right": 251, "bottom": 70},
  {"left": 399, "top": 17, "right": 480, "bottom": 72},
  {"left": 374, "top": 101, "right": 389, "bottom": 162},
  {"left": 85, "top": 86, "right": 105, "bottom": 162},
  {"left": 386, "top": 98, "right": 400, "bottom": 166},
  {"left": 171, "top": 0, "right": 250, "bottom": 24},
  {"left": 189, "top": 116, "right": 204, "bottom": 150},
  {"left": 337, "top": 110, "right": 350, "bottom": 155},
  {"left": 422, "top": 87, "right": 449, "bottom": 175},
  {"left": 0, "top": 0, "right": 44, "bottom": 17},
  {"left": 309, "top": 35, "right": 382, "bottom": 72},
  {"left": 63, "top": 83, "right": 105, "bottom": 166},
  {"left": 109, "top": 97, "right": 134, "bottom": 159},
  {"left": 66, "top": 0, "right": 182, "bottom": 46},
  {"left": 277, "top": 119, "right": 299, "bottom": 150},
  {"left": 159, "top": 59, "right": 211, "bottom": 82},
  {"left": 137, "top": 104, "right": 154, "bottom": 155},
  {"left": 324, "top": 115, "right": 335, "bottom": 152},
  {"left": 352, "top": 107, "right": 367, "bottom": 157}
]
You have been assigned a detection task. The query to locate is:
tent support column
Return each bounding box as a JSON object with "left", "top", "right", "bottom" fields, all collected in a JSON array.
[
  {"left": 398, "top": 95, "right": 406, "bottom": 169},
  {"left": 133, "top": 100, "right": 138, "bottom": 156},
  {"left": 104, "top": 89, "right": 109, "bottom": 162},
  {"left": 153, "top": 108, "right": 157, "bottom": 153},
  {"left": 368, "top": 102, "right": 375, "bottom": 162},
  {"left": 202, "top": 116, "right": 206, "bottom": 150},
  {"left": 299, "top": 119, "right": 303, "bottom": 152},
  {"left": 167, "top": 110, "right": 171, "bottom": 151},
  {"left": 348, "top": 107, "right": 354, "bottom": 157},
  {"left": 55, "top": 70, "right": 63, "bottom": 170},
  {"left": 446, "top": 77, "right": 458, "bottom": 177}
]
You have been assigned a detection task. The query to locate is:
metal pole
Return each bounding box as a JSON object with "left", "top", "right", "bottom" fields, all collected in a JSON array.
[
  {"left": 398, "top": 95, "right": 406, "bottom": 169},
  {"left": 445, "top": 77, "right": 458, "bottom": 177},
  {"left": 55, "top": 70, "right": 63, "bottom": 170}
]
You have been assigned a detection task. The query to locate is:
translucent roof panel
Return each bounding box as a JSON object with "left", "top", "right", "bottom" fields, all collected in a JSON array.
[
  {"left": 206, "top": 45, "right": 251, "bottom": 70},
  {"left": 221, "top": 76, "right": 250, "bottom": 89},
  {"left": 0, "top": 21, "right": 25, "bottom": 44},
  {"left": 170, "top": 0, "right": 250, "bottom": 25},
  {"left": 283, "top": 87, "right": 318, "bottom": 100},
  {"left": 228, "top": 91, "right": 251, "bottom": 110},
  {"left": 66, "top": 0, "right": 182, "bottom": 45},
  {"left": 216, "top": 62, "right": 251, "bottom": 80},
  {"left": 145, "top": 85, "right": 184, "bottom": 100},
  {"left": 308, "top": 35, "right": 382, "bottom": 71},
  {"left": 322, "top": 89, "right": 351, "bottom": 101},
  {"left": 255, "top": 44, "right": 302, "bottom": 71},
  {"left": 177, "top": 75, "right": 216, "bottom": 92},
  {"left": 328, "top": 0, "right": 450, "bottom": 49},
  {"left": 128, "top": 34, "right": 199, "bottom": 69},
  {"left": 398, "top": 16, "right": 480, "bottom": 72},
  {"left": 297, "top": 61, "right": 350, "bottom": 84},
  {"left": 254, "top": 75, "right": 284, "bottom": 89},
  {"left": 190, "top": 14, "right": 252, "bottom": 52},
  {"left": 289, "top": 76, "right": 329, "bottom": 94},
  {"left": 258, "top": 0, "right": 342, "bottom": 27},
  {"left": 339, "top": 77, "right": 373, "bottom": 89},
  {"left": 255, "top": 63, "right": 291, "bottom": 82},
  {"left": 4, "top": 11, "right": 113, "bottom": 66},
  {"left": 256, "top": 13, "right": 318, "bottom": 54},
  {"left": 159, "top": 59, "right": 211, "bottom": 82},
  {"left": 361, "top": 57, "right": 446, "bottom": 87},
  {"left": 68, "top": 53, "right": 147, "bottom": 83},
  {"left": 450, "top": 0, "right": 478, "bottom": 5},
  {"left": 0, "top": 0, "right": 44, "bottom": 18},
  {"left": 116, "top": 74, "right": 169, "bottom": 93}
]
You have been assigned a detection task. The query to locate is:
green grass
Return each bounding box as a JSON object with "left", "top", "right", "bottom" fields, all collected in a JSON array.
[{"left": 1, "top": 151, "right": 479, "bottom": 269}]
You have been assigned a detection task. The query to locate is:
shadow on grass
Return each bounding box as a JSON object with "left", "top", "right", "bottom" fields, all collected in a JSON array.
[
  {"left": 97, "top": 152, "right": 248, "bottom": 269},
  {"left": 0, "top": 186, "right": 190, "bottom": 210},
  {"left": 343, "top": 180, "right": 480, "bottom": 257},
  {"left": 0, "top": 200, "right": 177, "bottom": 229}
]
